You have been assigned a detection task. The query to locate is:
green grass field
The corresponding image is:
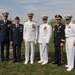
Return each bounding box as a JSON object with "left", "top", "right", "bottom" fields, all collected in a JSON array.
[{"left": 0, "top": 39, "right": 75, "bottom": 75}]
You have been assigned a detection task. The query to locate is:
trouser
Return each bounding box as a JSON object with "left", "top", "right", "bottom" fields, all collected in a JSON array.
[
  {"left": 13, "top": 44, "right": 21, "bottom": 61},
  {"left": 66, "top": 37, "right": 75, "bottom": 69},
  {"left": 54, "top": 45, "right": 61, "bottom": 65},
  {"left": 1, "top": 41, "right": 9, "bottom": 61},
  {"left": 25, "top": 41, "right": 35, "bottom": 62},
  {"left": 39, "top": 43, "right": 48, "bottom": 62}
]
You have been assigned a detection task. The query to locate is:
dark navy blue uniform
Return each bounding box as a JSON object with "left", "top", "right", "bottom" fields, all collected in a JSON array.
[
  {"left": 0, "top": 20, "right": 12, "bottom": 61},
  {"left": 10, "top": 24, "right": 23, "bottom": 62},
  {"left": 54, "top": 23, "right": 65, "bottom": 65}
]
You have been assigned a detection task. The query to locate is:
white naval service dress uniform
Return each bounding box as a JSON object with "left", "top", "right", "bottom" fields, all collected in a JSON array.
[
  {"left": 23, "top": 20, "right": 38, "bottom": 64},
  {"left": 38, "top": 23, "right": 52, "bottom": 65},
  {"left": 65, "top": 22, "right": 75, "bottom": 70}
]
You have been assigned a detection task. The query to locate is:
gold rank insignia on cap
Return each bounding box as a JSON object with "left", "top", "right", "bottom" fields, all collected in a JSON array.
[
  {"left": 27, "top": 13, "right": 34, "bottom": 17},
  {"left": 2, "top": 12, "right": 9, "bottom": 17},
  {"left": 64, "top": 14, "right": 72, "bottom": 20},
  {"left": 55, "top": 15, "right": 62, "bottom": 20},
  {"left": 42, "top": 15, "right": 48, "bottom": 20}
]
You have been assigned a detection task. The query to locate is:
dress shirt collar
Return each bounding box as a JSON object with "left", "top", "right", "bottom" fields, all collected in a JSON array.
[
  {"left": 4, "top": 20, "right": 7, "bottom": 23},
  {"left": 28, "top": 20, "right": 32, "bottom": 22}
]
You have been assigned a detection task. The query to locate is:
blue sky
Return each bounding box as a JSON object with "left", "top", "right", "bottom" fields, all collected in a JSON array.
[{"left": 0, "top": 0, "right": 75, "bottom": 24}]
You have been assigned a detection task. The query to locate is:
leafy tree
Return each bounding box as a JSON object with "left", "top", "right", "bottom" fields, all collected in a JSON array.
[
  {"left": 9, "top": 17, "right": 14, "bottom": 23},
  {"left": 48, "top": 18, "right": 65, "bottom": 29},
  {"left": 72, "top": 20, "right": 75, "bottom": 24}
]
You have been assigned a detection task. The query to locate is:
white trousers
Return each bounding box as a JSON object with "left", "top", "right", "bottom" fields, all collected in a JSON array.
[
  {"left": 66, "top": 37, "right": 75, "bottom": 68},
  {"left": 39, "top": 43, "right": 48, "bottom": 62},
  {"left": 25, "top": 41, "right": 35, "bottom": 62}
]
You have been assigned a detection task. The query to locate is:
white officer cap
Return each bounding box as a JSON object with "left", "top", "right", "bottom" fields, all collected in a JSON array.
[
  {"left": 64, "top": 14, "right": 72, "bottom": 20},
  {"left": 42, "top": 15, "right": 48, "bottom": 20}
]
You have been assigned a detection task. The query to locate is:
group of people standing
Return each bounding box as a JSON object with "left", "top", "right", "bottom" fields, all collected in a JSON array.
[{"left": 0, "top": 12, "right": 75, "bottom": 71}]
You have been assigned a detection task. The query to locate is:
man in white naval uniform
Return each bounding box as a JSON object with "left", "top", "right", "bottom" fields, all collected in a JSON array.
[
  {"left": 38, "top": 15, "right": 52, "bottom": 65},
  {"left": 23, "top": 13, "right": 38, "bottom": 64},
  {"left": 65, "top": 14, "right": 75, "bottom": 71}
]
